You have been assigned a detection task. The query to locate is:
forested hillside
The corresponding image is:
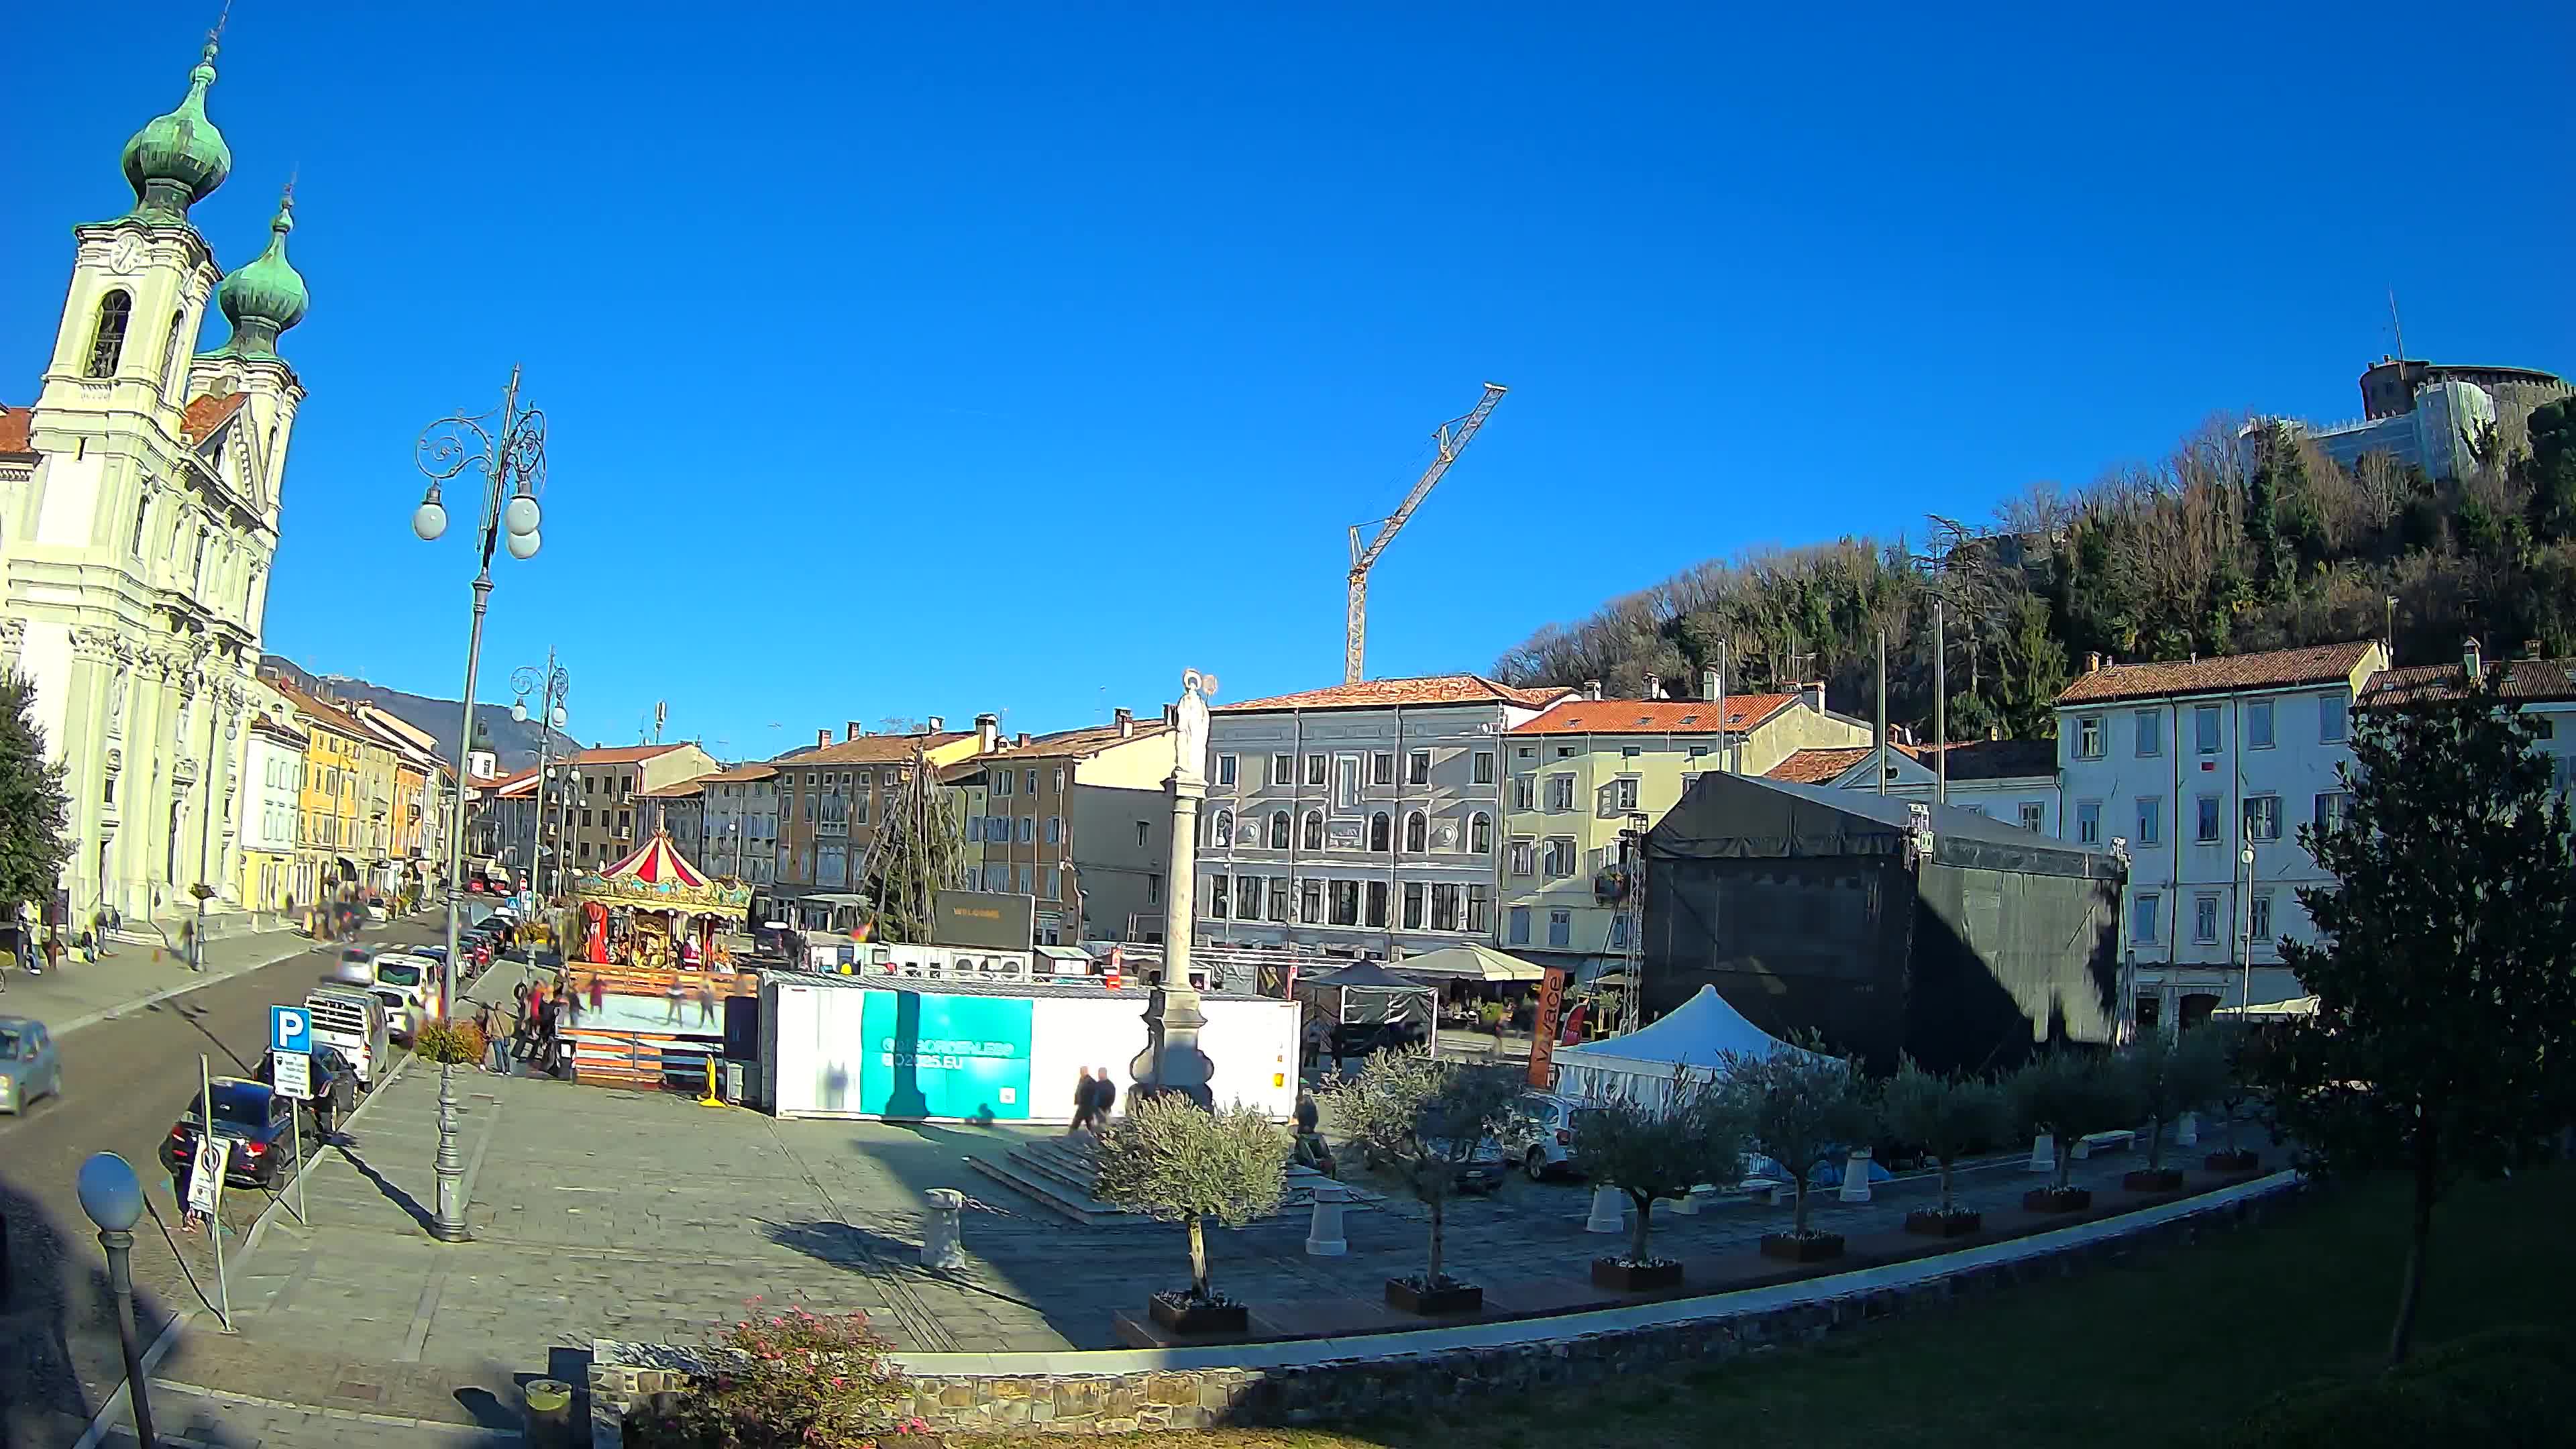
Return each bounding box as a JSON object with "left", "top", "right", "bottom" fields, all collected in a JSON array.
[{"left": 1492, "top": 399, "right": 2576, "bottom": 741}]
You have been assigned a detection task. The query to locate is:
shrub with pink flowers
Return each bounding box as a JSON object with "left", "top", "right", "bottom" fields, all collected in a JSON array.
[{"left": 628, "top": 1299, "right": 925, "bottom": 1449}]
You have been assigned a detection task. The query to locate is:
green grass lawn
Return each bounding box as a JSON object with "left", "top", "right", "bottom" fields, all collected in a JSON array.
[{"left": 969, "top": 1165, "right": 2574, "bottom": 1449}]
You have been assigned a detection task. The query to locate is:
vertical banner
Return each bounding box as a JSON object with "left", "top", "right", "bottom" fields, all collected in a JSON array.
[{"left": 1527, "top": 967, "right": 1568, "bottom": 1088}]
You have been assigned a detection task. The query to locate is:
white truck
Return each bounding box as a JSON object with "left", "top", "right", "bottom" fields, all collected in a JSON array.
[{"left": 305, "top": 985, "right": 392, "bottom": 1090}]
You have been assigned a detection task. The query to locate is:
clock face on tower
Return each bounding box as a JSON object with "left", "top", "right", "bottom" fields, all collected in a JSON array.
[{"left": 107, "top": 235, "right": 144, "bottom": 276}]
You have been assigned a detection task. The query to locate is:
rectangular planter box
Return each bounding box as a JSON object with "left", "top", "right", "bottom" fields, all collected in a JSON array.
[
  {"left": 1590, "top": 1257, "right": 1684, "bottom": 1292},
  {"left": 1904, "top": 1209, "right": 1983, "bottom": 1238},
  {"left": 2204, "top": 1150, "right": 2261, "bottom": 1173},
  {"left": 2123, "top": 1168, "right": 2186, "bottom": 1192},
  {"left": 1147, "top": 1295, "right": 1248, "bottom": 1336},
  {"left": 1760, "top": 1232, "right": 1847, "bottom": 1263},
  {"left": 2023, "top": 1187, "right": 2093, "bottom": 1214},
  {"left": 1384, "top": 1277, "right": 1484, "bottom": 1316}
]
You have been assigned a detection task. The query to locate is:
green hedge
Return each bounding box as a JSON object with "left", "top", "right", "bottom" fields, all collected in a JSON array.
[{"left": 2225, "top": 1325, "right": 2576, "bottom": 1447}]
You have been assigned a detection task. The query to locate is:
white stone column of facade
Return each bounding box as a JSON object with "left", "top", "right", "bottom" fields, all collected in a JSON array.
[
  {"left": 64, "top": 629, "right": 123, "bottom": 924},
  {"left": 1157, "top": 669, "right": 1215, "bottom": 981}
]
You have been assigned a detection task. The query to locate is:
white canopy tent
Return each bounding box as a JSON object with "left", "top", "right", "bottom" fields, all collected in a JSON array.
[
  {"left": 1552, "top": 984, "right": 1827, "bottom": 1106},
  {"left": 1391, "top": 943, "right": 1546, "bottom": 983}
]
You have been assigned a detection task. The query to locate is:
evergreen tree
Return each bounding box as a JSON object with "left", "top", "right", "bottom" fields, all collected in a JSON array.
[
  {"left": 0, "top": 671, "right": 73, "bottom": 919},
  {"left": 2520, "top": 396, "right": 2576, "bottom": 543},
  {"left": 1988, "top": 595, "right": 2068, "bottom": 739},
  {"left": 854, "top": 748, "right": 963, "bottom": 944},
  {"left": 2261, "top": 672, "right": 2576, "bottom": 1366}
]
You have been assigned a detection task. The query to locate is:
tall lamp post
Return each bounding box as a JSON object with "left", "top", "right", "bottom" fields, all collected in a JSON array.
[
  {"left": 77, "top": 1152, "right": 158, "bottom": 1449},
  {"left": 413, "top": 367, "right": 547, "bottom": 1244},
  {"left": 2238, "top": 843, "right": 2257, "bottom": 1014},
  {"left": 511, "top": 651, "right": 571, "bottom": 902}
]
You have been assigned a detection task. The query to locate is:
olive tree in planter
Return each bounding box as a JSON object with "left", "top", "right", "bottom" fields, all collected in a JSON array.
[
  {"left": 2200, "top": 1019, "right": 2265, "bottom": 1173},
  {"left": 2118, "top": 1026, "right": 2231, "bottom": 1191},
  {"left": 1092, "top": 1093, "right": 1291, "bottom": 1336},
  {"left": 2008, "top": 1051, "right": 2138, "bottom": 1212},
  {"left": 1722, "top": 1041, "right": 1878, "bottom": 1262},
  {"left": 1567, "top": 1068, "right": 1747, "bottom": 1292},
  {"left": 1880, "top": 1058, "right": 2004, "bottom": 1237},
  {"left": 1326, "top": 1047, "right": 1522, "bottom": 1315}
]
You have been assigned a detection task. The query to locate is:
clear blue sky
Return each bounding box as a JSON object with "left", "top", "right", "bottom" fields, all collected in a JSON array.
[{"left": 7, "top": 1, "right": 2569, "bottom": 759}]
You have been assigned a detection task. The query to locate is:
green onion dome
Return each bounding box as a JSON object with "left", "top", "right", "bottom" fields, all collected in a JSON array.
[
  {"left": 210, "top": 192, "right": 309, "bottom": 360},
  {"left": 121, "top": 43, "right": 231, "bottom": 223}
]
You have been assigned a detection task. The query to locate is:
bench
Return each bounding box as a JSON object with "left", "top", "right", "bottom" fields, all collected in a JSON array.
[{"left": 2072, "top": 1129, "right": 2136, "bottom": 1159}]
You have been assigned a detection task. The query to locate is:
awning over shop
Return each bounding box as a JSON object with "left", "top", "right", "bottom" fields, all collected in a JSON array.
[{"left": 2212, "top": 995, "right": 2319, "bottom": 1018}]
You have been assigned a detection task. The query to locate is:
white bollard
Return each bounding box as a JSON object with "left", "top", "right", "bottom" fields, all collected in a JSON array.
[
  {"left": 1304, "top": 1181, "right": 1350, "bottom": 1256},
  {"left": 920, "top": 1189, "right": 967, "bottom": 1270},
  {"left": 1837, "top": 1148, "right": 1873, "bottom": 1203},
  {"left": 2027, "top": 1133, "right": 2055, "bottom": 1173},
  {"left": 2176, "top": 1112, "right": 2199, "bottom": 1147},
  {"left": 1586, "top": 1184, "right": 1625, "bottom": 1234}
]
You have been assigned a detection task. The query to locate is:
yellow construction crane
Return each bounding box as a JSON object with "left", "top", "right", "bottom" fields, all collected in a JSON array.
[{"left": 1344, "top": 382, "right": 1508, "bottom": 684}]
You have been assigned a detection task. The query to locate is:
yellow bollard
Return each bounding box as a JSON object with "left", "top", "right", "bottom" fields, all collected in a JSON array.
[{"left": 698, "top": 1056, "right": 725, "bottom": 1109}]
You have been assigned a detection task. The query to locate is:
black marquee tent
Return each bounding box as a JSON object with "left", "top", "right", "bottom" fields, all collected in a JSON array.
[
  {"left": 1295, "top": 960, "right": 1436, "bottom": 1027},
  {"left": 1640, "top": 773, "right": 2125, "bottom": 1075}
]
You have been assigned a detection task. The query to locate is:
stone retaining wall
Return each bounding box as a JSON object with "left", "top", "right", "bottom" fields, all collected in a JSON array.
[{"left": 592, "top": 1176, "right": 2303, "bottom": 1442}]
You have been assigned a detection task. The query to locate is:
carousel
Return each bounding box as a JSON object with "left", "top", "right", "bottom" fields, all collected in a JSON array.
[{"left": 564, "top": 829, "right": 752, "bottom": 971}]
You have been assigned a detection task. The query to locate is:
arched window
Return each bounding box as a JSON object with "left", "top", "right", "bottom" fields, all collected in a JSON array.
[
  {"left": 1209, "top": 808, "right": 1232, "bottom": 849},
  {"left": 1369, "top": 812, "right": 1391, "bottom": 852},
  {"left": 160, "top": 311, "right": 186, "bottom": 396},
  {"left": 1470, "top": 812, "right": 1493, "bottom": 853},
  {"left": 1301, "top": 809, "right": 1324, "bottom": 851},
  {"left": 1403, "top": 810, "right": 1428, "bottom": 853},
  {"left": 86, "top": 290, "right": 132, "bottom": 378},
  {"left": 129, "top": 492, "right": 151, "bottom": 557},
  {"left": 1268, "top": 810, "right": 1290, "bottom": 849}
]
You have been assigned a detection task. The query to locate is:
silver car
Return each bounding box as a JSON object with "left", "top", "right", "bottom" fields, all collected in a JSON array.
[{"left": 0, "top": 1016, "right": 64, "bottom": 1114}]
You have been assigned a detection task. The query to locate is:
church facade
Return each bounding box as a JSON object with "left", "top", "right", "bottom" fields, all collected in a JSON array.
[{"left": 0, "top": 37, "right": 311, "bottom": 926}]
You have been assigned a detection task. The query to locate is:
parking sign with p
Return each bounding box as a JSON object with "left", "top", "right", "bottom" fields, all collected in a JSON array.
[{"left": 271, "top": 1005, "right": 311, "bottom": 1056}]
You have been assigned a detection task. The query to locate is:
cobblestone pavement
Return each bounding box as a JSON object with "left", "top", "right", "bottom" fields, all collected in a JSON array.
[{"left": 99, "top": 1381, "right": 515, "bottom": 1448}]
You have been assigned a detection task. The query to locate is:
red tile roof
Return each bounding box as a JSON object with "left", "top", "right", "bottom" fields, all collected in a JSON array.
[
  {"left": 980, "top": 720, "right": 1172, "bottom": 761},
  {"left": 640, "top": 780, "right": 706, "bottom": 799},
  {"left": 2054, "top": 641, "right": 2381, "bottom": 706},
  {"left": 271, "top": 680, "right": 374, "bottom": 743},
  {"left": 1218, "top": 674, "right": 1570, "bottom": 713},
  {"left": 1510, "top": 694, "right": 1798, "bottom": 736},
  {"left": 1767, "top": 745, "right": 1915, "bottom": 785},
  {"left": 179, "top": 392, "right": 248, "bottom": 445},
  {"left": 0, "top": 405, "right": 32, "bottom": 457},
  {"left": 697, "top": 763, "right": 779, "bottom": 784},
  {"left": 2365, "top": 657, "right": 2576, "bottom": 706},
  {"left": 783, "top": 731, "right": 969, "bottom": 767}
]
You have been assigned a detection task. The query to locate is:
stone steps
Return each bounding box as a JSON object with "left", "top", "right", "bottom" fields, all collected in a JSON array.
[{"left": 967, "top": 1145, "right": 1129, "bottom": 1227}]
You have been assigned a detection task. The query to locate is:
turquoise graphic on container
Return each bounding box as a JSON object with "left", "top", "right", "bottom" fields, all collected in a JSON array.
[{"left": 860, "top": 990, "right": 1034, "bottom": 1121}]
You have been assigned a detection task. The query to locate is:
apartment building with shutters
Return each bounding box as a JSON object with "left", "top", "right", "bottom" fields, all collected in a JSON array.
[
  {"left": 556, "top": 742, "right": 721, "bottom": 875},
  {"left": 943, "top": 708, "right": 1174, "bottom": 945},
  {"left": 767, "top": 720, "right": 983, "bottom": 926}
]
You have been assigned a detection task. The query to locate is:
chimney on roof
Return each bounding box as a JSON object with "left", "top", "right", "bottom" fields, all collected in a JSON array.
[
  {"left": 926, "top": 715, "right": 945, "bottom": 732},
  {"left": 2524, "top": 640, "right": 2542, "bottom": 661},
  {"left": 846, "top": 721, "right": 863, "bottom": 742},
  {"left": 1583, "top": 680, "right": 1603, "bottom": 701},
  {"left": 816, "top": 728, "right": 830, "bottom": 749},
  {"left": 2464, "top": 636, "right": 2483, "bottom": 685},
  {"left": 1114, "top": 706, "right": 1134, "bottom": 738},
  {"left": 1643, "top": 672, "right": 1661, "bottom": 700},
  {"left": 974, "top": 712, "right": 999, "bottom": 753},
  {"left": 1016, "top": 732, "right": 1030, "bottom": 747},
  {"left": 1801, "top": 682, "right": 1825, "bottom": 715},
  {"left": 2085, "top": 651, "right": 2102, "bottom": 674},
  {"left": 1701, "top": 667, "right": 1720, "bottom": 700}
]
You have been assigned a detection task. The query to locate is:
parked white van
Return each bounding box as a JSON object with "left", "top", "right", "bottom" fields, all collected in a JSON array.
[{"left": 305, "top": 986, "right": 392, "bottom": 1089}]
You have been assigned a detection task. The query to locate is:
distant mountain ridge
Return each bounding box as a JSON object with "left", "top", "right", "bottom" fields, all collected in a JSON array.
[{"left": 259, "top": 655, "right": 578, "bottom": 773}]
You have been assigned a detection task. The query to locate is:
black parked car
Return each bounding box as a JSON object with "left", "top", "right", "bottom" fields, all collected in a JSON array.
[
  {"left": 161, "top": 1078, "right": 317, "bottom": 1190},
  {"left": 253, "top": 1044, "right": 358, "bottom": 1128}
]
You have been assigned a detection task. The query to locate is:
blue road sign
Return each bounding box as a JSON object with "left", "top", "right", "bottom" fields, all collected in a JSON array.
[{"left": 271, "top": 1004, "right": 311, "bottom": 1056}]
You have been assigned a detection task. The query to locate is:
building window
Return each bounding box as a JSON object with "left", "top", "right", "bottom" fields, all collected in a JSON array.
[
  {"left": 1368, "top": 812, "right": 1391, "bottom": 851},
  {"left": 1401, "top": 881, "right": 1425, "bottom": 929},
  {"left": 995, "top": 770, "right": 1013, "bottom": 797},
  {"left": 1392, "top": 810, "right": 1421, "bottom": 853},
  {"left": 1329, "top": 879, "right": 1360, "bottom": 926},
  {"left": 1507, "top": 905, "right": 1531, "bottom": 945},
  {"left": 983, "top": 863, "right": 1008, "bottom": 891},
  {"left": 1466, "top": 883, "right": 1490, "bottom": 932},
  {"left": 1051, "top": 767, "right": 1065, "bottom": 793},
  {"left": 2019, "top": 801, "right": 2045, "bottom": 833},
  {"left": 2251, "top": 890, "right": 2274, "bottom": 941},
  {"left": 1144, "top": 871, "right": 1159, "bottom": 904},
  {"left": 1472, "top": 751, "right": 1495, "bottom": 784},
  {"left": 1407, "top": 749, "right": 1431, "bottom": 786},
  {"left": 2314, "top": 791, "right": 2351, "bottom": 835},
  {"left": 1543, "top": 837, "right": 1576, "bottom": 878},
  {"left": 1267, "top": 877, "right": 1290, "bottom": 921},
  {"left": 86, "top": 288, "right": 132, "bottom": 378},
  {"left": 1365, "top": 880, "right": 1389, "bottom": 928},
  {"left": 1301, "top": 810, "right": 1324, "bottom": 851},
  {"left": 1045, "top": 816, "right": 1063, "bottom": 845},
  {"left": 1216, "top": 754, "right": 1237, "bottom": 787},
  {"left": 1305, "top": 753, "right": 1328, "bottom": 788},
  {"left": 2134, "top": 796, "right": 2161, "bottom": 847},
  {"left": 2195, "top": 705, "right": 2222, "bottom": 754},
  {"left": 1209, "top": 808, "right": 1231, "bottom": 848},
  {"left": 1608, "top": 912, "right": 1631, "bottom": 950},
  {"left": 1237, "top": 875, "right": 1263, "bottom": 920},
  {"left": 2196, "top": 795, "right": 2221, "bottom": 843},
  {"left": 2135, "top": 709, "right": 2162, "bottom": 757},
  {"left": 2076, "top": 716, "right": 2103, "bottom": 759},
  {"left": 1206, "top": 875, "right": 1230, "bottom": 918},
  {"left": 1508, "top": 838, "right": 1534, "bottom": 875},
  {"left": 129, "top": 492, "right": 151, "bottom": 557},
  {"left": 1430, "top": 883, "right": 1462, "bottom": 930},
  {"left": 2131, "top": 892, "right": 2160, "bottom": 945},
  {"left": 1371, "top": 751, "right": 1395, "bottom": 786},
  {"left": 1335, "top": 755, "right": 1361, "bottom": 810},
  {"left": 1468, "top": 812, "right": 1492, "bottom": 853},
  {"left": 1546, "top": 909, "right": 1571, "bottom": 948},
  {"left": 1270, "top": 754, "right": 1293, "bottom": 786},
  {"left": 2244, "top": 794, "right": 2281, "bottom": 842},
  {"left": 2194, "top": 894, "right": 2220, "bottom": 943},
  {"left": 2320, "top": 694, "right": 2347, "bottom": 743},
  {"left": 1612, "top": 777, "right": 1639, "bottom": 812},
  {"left": 1513, "top": 776, "right": 1535, "bottom": 810},
  {"left": 1024, "top": 769, "right": 1038, "bottom": 795},
  {"left": 1016, "top": 816, "right": 1035, "bottom": 844},
  {"left": 2247, "top": 700, "right": 2275, "bottom": 750},
  {"left": 2076, "top": 799, "right": 2101, "bottom": 845},
  {"left": 1687, "top": 745, "right": 1711, "bottom": 764},
  {"left": 1546, "top": 774, "right": 1574, "bottom": 811},
  {"left": 1269, "top": 810, "right": 1290, "bottom": 848},
  {"left": 1299, "top": 878, "right": 1323, "bottom": 923}
]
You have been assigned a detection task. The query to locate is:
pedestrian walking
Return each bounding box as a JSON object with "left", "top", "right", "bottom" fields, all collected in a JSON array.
[
  {"left": 663, "top": 976, "right": 686, "bottom": 1024},
  {"left": 696, "top": 983, "right": 718, "bottom": 1026},
  {"left": 1085, "top": 1067, "right": 1117, "bottom": 1134},
  {"left": 1067, "top": 1068, "right": 1097, "bottom": 1135},
  {"left": 588, "top": 973, "right": 606, "bottom": 1014}
]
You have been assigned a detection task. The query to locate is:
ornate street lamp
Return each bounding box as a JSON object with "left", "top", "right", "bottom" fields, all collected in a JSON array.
[
  {"left": 512, "top": 651, "right": 572, "bottom": 903},
  {"left": 413, "top": 366, "right": 546, "bottom": 1244}
]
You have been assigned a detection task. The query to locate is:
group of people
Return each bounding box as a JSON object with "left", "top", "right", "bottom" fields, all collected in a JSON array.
[
  {"left": 1066, "top": 1066, "right": 1120, "bottom": 1135},
  {"left": 474, "top": 970, "right": 600, "bottom": 1077}
]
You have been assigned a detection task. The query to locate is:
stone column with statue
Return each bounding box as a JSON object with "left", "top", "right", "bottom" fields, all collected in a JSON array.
[{"left": 1128, "top": 669, "right": 1220, "bottom": 1109}]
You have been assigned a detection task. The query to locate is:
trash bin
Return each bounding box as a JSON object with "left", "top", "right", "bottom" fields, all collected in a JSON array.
[
  {"left": 724, "top": 1059, "right": 747, "bottom": 1105},
  {"left": 521, "top": 1378, "right": 574, "bottom": 1449}
]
